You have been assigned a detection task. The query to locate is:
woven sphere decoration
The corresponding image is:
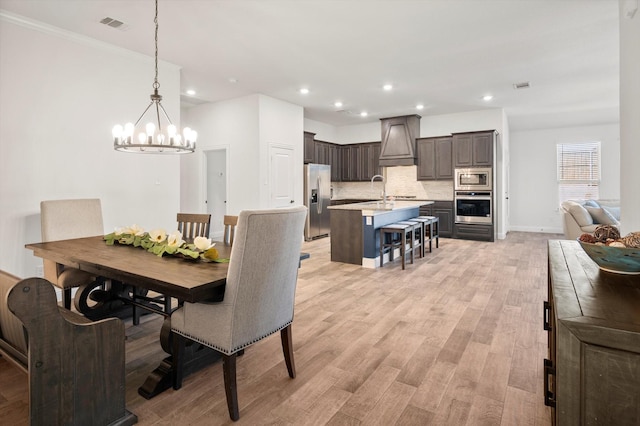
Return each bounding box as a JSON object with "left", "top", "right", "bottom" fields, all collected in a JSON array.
[
  {"left": 594, "top": 225, "right": 620, "bottom": 242},
  {"left": 622, "top": 232, "right": 640, "bottom": 248}
]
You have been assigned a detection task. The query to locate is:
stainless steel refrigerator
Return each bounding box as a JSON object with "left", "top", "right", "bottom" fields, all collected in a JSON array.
[{"left": 304, "top": 164, "right": 331, "bottom": 241}]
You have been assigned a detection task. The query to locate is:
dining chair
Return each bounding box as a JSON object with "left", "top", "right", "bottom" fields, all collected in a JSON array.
[
  {"left": 170, "top": 205, "right": 308, "bottom": 421},
  {"left": 223, "top": 215, "right": 238, "bottom": 246},
  {"left": 40, "top": 198, "right": 104, "bottom": 309},
  {"left": 177, "top": 213, "right": 211, "bottom": 243},
  {"left": 132, "top": 212, "right": 211, "bottom": 323}
]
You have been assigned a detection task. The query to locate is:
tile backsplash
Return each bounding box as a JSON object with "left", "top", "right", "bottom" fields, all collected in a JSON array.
[{"left": 332, "top": 166, "right": 454, "bottom": 201}]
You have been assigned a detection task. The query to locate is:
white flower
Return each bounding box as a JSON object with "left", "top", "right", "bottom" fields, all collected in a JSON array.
[
  {"left": 114, "top": 226, "right": 127, "bottom": 236},
  {"left": 127, "top": 224, "right": 145, "bottom": 236},
  {"left": 193, "top": 236, "right": 215, "bottom": 251},
  {"left": 167, "top": 231, "right": 184, "bottom": 248},
  {"left": 149, "top": 229, "right": 167, "bottom": 243}
]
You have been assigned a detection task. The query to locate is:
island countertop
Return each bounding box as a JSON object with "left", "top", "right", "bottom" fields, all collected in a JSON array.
[{"left": 328, "top": 200, "right": 432, "bottom": 216}]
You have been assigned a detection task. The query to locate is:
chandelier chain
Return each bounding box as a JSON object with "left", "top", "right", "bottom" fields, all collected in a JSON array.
[{"left": 153, "top": 0, "right": 159, "bottom": 90}]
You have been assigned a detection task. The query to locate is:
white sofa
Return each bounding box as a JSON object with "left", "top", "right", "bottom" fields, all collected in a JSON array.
[{"left": 561, "top": 199, "right": 620, "bottom": 240}]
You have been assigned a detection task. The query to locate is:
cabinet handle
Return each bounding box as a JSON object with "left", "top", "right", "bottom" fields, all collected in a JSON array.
[
  {"left": 543, "top": 301, "right": 552, "bottom": 331},
  {"left": 544, "top": 358, "right": 556, "bottom": 407}
]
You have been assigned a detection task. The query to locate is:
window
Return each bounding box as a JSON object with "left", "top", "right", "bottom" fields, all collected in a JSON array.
[{"left": 557, "top": 142, "right": 600, "bottom": 204}]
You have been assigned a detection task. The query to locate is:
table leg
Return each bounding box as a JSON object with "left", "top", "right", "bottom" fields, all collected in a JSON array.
[{"left": 138, "top": 317, "right": 221, "bottom": 399}]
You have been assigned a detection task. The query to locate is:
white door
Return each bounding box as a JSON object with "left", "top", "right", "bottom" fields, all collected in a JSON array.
[
  {"left": 205, "top": 149, "right": 227, "bottom": 239},
  {"left": 270, "top": 145, "right": 294, "bottom": 208}
]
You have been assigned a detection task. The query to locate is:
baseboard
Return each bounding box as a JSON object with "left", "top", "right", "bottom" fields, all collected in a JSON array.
[{"left": 508, "top": 225, "right": 564, "bottom": 234}]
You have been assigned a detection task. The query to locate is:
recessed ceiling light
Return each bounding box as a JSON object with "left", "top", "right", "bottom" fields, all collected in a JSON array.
[
  {"left": 483, "top": 95, "right": 493, "bottom": 101},
  {"left": 383, "top": 84, "right": 393, "bottom": 91},
  {"left": 228, "top": 78, "right": 238, "bottom": 83},
  {"left": 416, "top": 104, "right": 424, "bottom": 110},
  {"left": 334, "top": 101, "right": 343, "bottom": 108},
  {"left": 186, "top": 89, "right": 196, "bottom": 96},
  {"left": 360, "top": 111, "right": 368, "bottom": 117},
  {"left": 299, "top": 88, "right": 310, "bottom": 95}
]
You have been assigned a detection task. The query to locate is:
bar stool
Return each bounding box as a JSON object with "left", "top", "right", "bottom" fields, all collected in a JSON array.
[
  {"left": 418, "top": 216, "right": 440, "bottom": 252},
  {"left": 396, "top": 220, "right": 423, "bottom": 260},
  {"left": 409, "top": 216, "right": 432, "bottom": 257},
  {"left": 379, "top": 223, "right": 414, "bottom": 269}
]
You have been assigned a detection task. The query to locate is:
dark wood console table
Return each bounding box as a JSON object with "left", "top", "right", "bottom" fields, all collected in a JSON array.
[{"left": 545, "top": 240, "right": 640, "bottom": 425}]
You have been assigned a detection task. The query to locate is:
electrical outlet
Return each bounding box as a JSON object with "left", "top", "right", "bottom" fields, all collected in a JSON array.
[{"left": 35, "top": 265, "right": 44, "bottom": 277}]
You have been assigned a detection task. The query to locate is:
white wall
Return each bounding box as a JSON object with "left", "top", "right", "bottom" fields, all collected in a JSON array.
[
  {"left": 619, "top": 0, "right": 640, "bottom": 234},
  {"left": 509, "top": 123, "right": 620, "bottom": 233},
  {"left": 303, "top": 118, "right": 338, "bottom": 142},
  {"left": 258, "top": 95, "right": 304, "bottom": 208},
  {"left": 0, "top": 13, "right": 182, "bottom": 278},
  {"left": 181, "top": 94, "right": 303, "bottom": 215}
]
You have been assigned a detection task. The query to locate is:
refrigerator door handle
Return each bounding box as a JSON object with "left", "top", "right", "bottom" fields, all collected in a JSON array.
[{"left": 317, "top": 175, "right": 322, "bottom": 214}]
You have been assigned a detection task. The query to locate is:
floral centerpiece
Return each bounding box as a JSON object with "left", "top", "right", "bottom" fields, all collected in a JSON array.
[{"left": 104, "top": 224, "right": 228, "bottom": 262}]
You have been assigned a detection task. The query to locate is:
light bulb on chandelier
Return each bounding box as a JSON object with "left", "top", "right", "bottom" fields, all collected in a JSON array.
[{"left": 112, "top": 0, "right": 196, "bottom": 154}]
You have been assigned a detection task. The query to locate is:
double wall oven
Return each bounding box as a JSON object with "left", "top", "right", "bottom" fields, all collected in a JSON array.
[{"left": 454, "top": 168, "right": 493, "bottom": 224}]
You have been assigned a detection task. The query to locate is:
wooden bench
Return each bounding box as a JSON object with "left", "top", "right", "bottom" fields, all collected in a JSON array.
[{"left": 0, "top": 270, "right": 137, "bottom": 425}]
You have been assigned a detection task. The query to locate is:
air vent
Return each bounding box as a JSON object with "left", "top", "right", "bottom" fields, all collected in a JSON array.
[
  {"left": 513, "top": 81, "right": 531, "bottom": 89},
  {"left": 99, "top": 17, "right": 127, "bottom": 30}
]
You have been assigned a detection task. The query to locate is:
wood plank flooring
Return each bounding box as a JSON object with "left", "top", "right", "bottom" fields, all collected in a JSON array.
[{"left": 0, "top": 232, "right": 555, "bottom": 425}]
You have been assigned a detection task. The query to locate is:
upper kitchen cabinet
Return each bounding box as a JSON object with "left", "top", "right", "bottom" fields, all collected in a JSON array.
[
  {"left": 314, "top": 140, "right": 331, "bottom": 165},
  {"left": 452, "top": 130, "right": 495, "bottom": 168},
  {"left": 417, "top": 136, "right": 452, "bottom": 180},
  {"left": 304, "top": 131, "right": 316, "bottom": 164},
  {"left": 329, "top": 144, "right": 341, "bottom": 182},
  {"left": 379, "top": 115, "right": 421, "bottom": 167},
  {"left": 360, "top": 142, "right": 381, "bottom": 181}
]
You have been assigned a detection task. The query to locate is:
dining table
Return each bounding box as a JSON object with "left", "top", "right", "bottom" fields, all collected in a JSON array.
[{"left": 25, "top": 235, "right": 234, "bottom": 399}]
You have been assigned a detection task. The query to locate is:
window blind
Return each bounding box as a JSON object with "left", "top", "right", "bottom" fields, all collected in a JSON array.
[{"left": 557, "top": 142, "right": 600, "bottom": 203}]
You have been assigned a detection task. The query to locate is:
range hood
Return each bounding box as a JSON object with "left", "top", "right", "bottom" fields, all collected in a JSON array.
[{"left": 379, "top": 114, "right": 421, "bottom": 167}]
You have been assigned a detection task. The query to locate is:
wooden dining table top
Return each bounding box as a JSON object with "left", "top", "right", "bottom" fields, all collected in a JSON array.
[{"left": 26, "top": 236, "right": 232, "bottom": 303}]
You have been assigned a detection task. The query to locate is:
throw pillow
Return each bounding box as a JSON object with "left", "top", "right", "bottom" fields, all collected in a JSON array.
[
  {"left": 585, "top": 206, "right": 619, "bottom": 225},
  {"left": 584, "top": 199, "right": 600, "bottom": 208},
  {"left": 603, "top": 205, "right": 621, "bottom": 221},
  {"left": 568, "top": 203, "right": 593, "bottom": 227}
]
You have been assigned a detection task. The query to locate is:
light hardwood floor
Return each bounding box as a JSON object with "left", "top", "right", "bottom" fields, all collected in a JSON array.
[{"left": 0, "top": 232, "right": 556, "bottom": 425}]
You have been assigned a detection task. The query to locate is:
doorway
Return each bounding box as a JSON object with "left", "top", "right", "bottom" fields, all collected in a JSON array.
[
  {"left": 270, "top": 145, "right": 294, "bottom": 208},
  {"left": 205, "top": 148, "right": 228, "bottom": 239}
]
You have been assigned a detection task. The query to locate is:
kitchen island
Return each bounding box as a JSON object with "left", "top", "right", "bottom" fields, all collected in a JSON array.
[{"left": 328, "top": 200, "right": 432, "bottom": 268}]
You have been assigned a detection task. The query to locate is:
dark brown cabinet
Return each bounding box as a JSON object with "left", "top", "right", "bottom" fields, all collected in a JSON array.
[
  {"left": 303, "top": 132, "right": 315, "bottom": 164},
  {"left": 360, "top": 143, "right": 381, "bottom": 181},
  {"left": 314, "top": 140, "right": 330, "bottom": 165},
  {"left": 452, "top": 131, "right": 494, "bottom": 168},
  {"left": 546, "top": 240, "right": 640, "bottom": 426},
  {"left": 453, "top": 223, "right": 494, "bottom": 241},
  {"left": 329, "top": 144, "right": 340, "bottom": 182},
  {"left": 419, "top": 201, "right": 453, "bottom": 238},
  {"left": 302, "top": 131, "right": 381, "bottom": 182},
  {"left": 416, "top": 136, "right": 452, "bottom": 180}
]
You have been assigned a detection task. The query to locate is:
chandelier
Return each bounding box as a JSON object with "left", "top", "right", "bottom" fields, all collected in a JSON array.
[{"left": 112, "top": 0, "right": 196, "bottom": 154}]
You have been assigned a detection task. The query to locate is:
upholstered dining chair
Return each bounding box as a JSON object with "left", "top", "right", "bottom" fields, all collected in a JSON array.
[
  {"left": 223, "top": 215, "right": 238, "bottom": 246},
  {"left": 40, "top": 199, "right": 104, "bottom": 309},
  {"left": 176, "top": 213, "right": 211, "bottom": 243},
  {"left": 171, "top": 206, "right": 308, "bottom": 421}
]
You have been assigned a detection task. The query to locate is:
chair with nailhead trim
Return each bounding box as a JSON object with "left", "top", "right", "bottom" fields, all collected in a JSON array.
[{"left": 170, "top": 206, "right": 308, "bottom": 421}]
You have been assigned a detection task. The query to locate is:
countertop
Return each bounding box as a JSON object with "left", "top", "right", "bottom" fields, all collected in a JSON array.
[{"left": 328, "top": 200, "right": 431, "bottom": 216}]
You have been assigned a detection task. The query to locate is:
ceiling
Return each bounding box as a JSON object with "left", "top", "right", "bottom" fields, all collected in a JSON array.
[{"left": 0, "top": 0, "right": 620, "bottom": 131}]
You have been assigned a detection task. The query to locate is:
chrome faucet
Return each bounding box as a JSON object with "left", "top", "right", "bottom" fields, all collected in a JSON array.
[{"left": 371, "top": 174, "right": 386, "bottom": 203}]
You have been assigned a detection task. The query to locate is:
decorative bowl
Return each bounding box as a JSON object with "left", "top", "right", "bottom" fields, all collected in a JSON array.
[{"left": 578, "top": 240, "right": 640, "bottom": 274}]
